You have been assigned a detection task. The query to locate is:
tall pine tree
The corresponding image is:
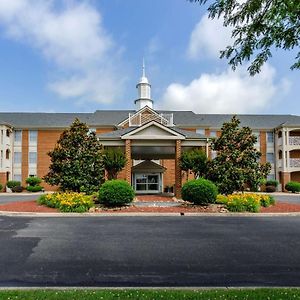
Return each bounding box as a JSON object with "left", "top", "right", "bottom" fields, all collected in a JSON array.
[{"left": 44, "top": 118, "right": 104, "bottom": 193}]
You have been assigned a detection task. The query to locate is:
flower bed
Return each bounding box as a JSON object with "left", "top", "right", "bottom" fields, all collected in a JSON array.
[
  {"left": 216, "top": 193, "right": 275, "bottom": 213},
  {"left": 38, "top": 192, "right": 94, "bottom": 213}
]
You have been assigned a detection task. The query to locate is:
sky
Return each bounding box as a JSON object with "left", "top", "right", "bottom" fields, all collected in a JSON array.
[{"left": 0, "top": 0, "right": 299, "bottom": 115}]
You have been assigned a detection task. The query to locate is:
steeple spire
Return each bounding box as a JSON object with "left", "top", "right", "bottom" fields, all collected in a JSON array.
[
  {"left": 142, "top": 58, "right": 145, "bottom": 78},
  {"left": 135, "top": 59, "right": 153, "bottom": 110}
]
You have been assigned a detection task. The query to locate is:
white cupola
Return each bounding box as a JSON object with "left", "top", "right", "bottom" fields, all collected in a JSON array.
[{"left": 135, "top": 59, "right": 153, "bottom": 110}]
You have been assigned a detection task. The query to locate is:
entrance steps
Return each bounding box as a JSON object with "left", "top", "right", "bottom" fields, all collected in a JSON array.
[{"left": 134, "top": 194, "right": 182, "bottom": 207}]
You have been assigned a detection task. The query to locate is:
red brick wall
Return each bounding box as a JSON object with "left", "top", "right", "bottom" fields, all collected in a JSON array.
[
  {"left": 260, "top": 131, "right": 267, "bottom": 164},
  {"left": 37, "top": 130, "right": 63, "bottom": 191}
]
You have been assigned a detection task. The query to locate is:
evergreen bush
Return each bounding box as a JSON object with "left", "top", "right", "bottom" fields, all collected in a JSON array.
[
  {"left": 181, "top": 178, "right": 218, "bottom": 205},
  {"left": 99, "top": 180, "right": 135, "bottom": 207},
  {"left": 266, "top": 180, "right": 279, "bottom": 187},
  {"left": 26, "top": 185, "right": 43, "bottom": 192},
  {"left": 6, "top": 180, "right": 21, "bottom": 188},
  {"left": 26, "top": 177, "right": 42, "bottom": 186},
  {"left": 285, "top": 181, "right": 300, "bottom": 193}
]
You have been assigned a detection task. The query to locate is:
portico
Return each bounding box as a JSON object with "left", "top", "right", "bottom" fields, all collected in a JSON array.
[{"left": 98, "top": 118, "right": 208, "bottom": 198}]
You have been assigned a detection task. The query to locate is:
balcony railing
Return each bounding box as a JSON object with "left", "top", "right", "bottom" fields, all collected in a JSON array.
[
  {"left": 289, "top": 136, "right": 300, "bottom": 146},
  {"left": 278, "top": 137, "right": 282, "bottom": 146},
  {"left": 290, "top": 158, "right": 300, "bottom": 168},
  {"left": 129, "top": 113, "right": 174, "bottom": 127}
]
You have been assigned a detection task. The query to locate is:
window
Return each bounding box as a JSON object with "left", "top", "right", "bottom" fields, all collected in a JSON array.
[
  {"left": 13, "top": 174, "right": 22, "bottom": 182},
  {"left": 210, "top": 131, "right": 217, "bottom": 137},
  {"left": 14, "top": 130, "right": 22, "bottom": 143},
  {"left": 29, "top": 152, "right": 37, "bottom": 164},
  {"left": 0, "top": 150, "right": 3, "bottom": 168},
  {"left": 29, "top": 130, "right": 37, "bottom": 143},
  {"left": 266, "top": 153, "right": 274, "bottom": 164},
  {"left": 1, "top": 130, "right": 3, "bottom": 144},
  {"left": 196, "top": 128, "right": 205, "bottom": 135},
  {"left": 6, "top": 129, "right": 10, "bottom": 137},
  {"left": 14, "top": 152, "right": 22, "bottom": 164},
  {"left": 267, "top": 174, "right": 275, "bottom": 181},
  {"left": 267, "top": 131, "right": 274, "bottom": 143},
  {"left": 5, "top": 149, "right": 10, "bottom": 160}
]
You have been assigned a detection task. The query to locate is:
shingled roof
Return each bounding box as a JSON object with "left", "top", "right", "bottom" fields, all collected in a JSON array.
[{"left": 0, "top": 110, "right": 299, "bottom": 129}]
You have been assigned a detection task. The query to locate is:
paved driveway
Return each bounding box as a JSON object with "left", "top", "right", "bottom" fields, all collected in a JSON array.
[
  {"left": 1, "top": 216, "right": 300, "bottom": 287},
  {"left": 0, "top": 194, "right": 40, "bottom": 204},
  {"left": 271, "top": 193, "right": 300, "bottom": 204}
]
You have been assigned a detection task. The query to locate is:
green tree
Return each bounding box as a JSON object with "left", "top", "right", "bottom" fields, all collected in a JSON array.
[
  {"left": 207, "top": 116, "right": 271, "bottom": 194},
  {"left": 180, "top": 149, "right": 207, "bottom": 180},
  {"left": 103, "top": 148, "right": 127, "bottom": 180},
  {"left": 44, "top": 118, "right": 104, "bottom": 194},
  {"left": 190, "top": 0, "right": 300, "bottom": 75}
]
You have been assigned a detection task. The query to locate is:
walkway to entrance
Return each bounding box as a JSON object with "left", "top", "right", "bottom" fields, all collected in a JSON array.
[
  {"left": 134, "top": 194, "right": 180, "bottom": 208},
  {"left": 135, "top": 194, "right": 176, "bottom": 202}
]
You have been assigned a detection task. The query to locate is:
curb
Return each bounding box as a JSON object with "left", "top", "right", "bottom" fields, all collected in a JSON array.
[{"left": 2, "top": 211, "right": 300, "bottom": 217}]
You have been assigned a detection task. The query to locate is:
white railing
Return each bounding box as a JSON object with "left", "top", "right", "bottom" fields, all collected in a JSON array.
[
  {"left": 129, "top": 113, "right": 174, "bottom": 127},
  {"left": 290, "top": 158, "right": 300, "bottom": 168},
  {"left": 278, "top": 137, "right": 283, "bottom": 146},
  {"left": 278, "top": 159, "right": 282, "bottom": 168},
  {"left": 289, "top": 136, "right": 300, "bottom": 146}
]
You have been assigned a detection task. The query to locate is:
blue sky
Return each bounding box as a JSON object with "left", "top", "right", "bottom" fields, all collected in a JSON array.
[{"left": 0, "top": 0, "right": 298, "bottom": 114}]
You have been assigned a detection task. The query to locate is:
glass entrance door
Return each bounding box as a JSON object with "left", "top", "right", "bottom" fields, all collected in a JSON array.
[{"left": 135, "top": 173, "right": 160, "bottom": 193}]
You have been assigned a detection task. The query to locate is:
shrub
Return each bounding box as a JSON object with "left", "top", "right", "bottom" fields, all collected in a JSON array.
[
  {"left": 99, "top": 180, "right": 135, "bottom": 207},
  {"left": 26, "top": 185, "right": 43, "bottom": 192},
  {"left": 12, "top": 186, "right": 23, "bottom": 193},
  {"left": 285, "top": 181, "right": 300, "bottom": 193},
  {"left": 265, "top": 185, "right": 276, "bottom": 193},
  {"left": 26, "top": 176, "right": 42, "bottom": 186},
  {"left": 266, "top": 180, "right": 279, "bottom": 187},
  {"left": 6, "top": 180, "right": 21, "bottom": 188},
  {"left": 38, "top": 192, "right": 94, "bottom": 213},
  {"left": 0, "top": 184, "right": 2, "bottom": 192},
  {"left": 216, "top": 193, "right": 275, "bottom": 212},
  {"left": 181, "top": 178, "right": 218, "bottom": 205}
]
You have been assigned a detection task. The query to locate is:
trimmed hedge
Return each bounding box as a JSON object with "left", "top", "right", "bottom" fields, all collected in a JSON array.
[
  {"left": 285, "top": 181, "right": 300, "bottom": 193},
  {"left": 6, "top": 180, "right": 21, "bottom": 188},
  {"left": 266, "top": 180, "right": 279, "bottom": 187},
  {"left": 26, "top": 185, "right": 43, "bottom": 192},
  {"left": 99, "top": 180, "right": 135, "bottom": 207},
  {"left": 181, "top": 178, "right": 218, "bottom": 205},
  {"left": 26, "top": 177, "right": 42, "bottom": 186}
]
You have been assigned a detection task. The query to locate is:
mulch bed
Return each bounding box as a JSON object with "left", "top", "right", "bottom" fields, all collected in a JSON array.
[
  {"left": 1, "top": 200, "right": 300, "bottom": 214},
  {"left": 0, "top": 201, "right": 58, "bottom": 213},
  {"left": 260, "top": 202, "right": 300, "bottom": 213}
]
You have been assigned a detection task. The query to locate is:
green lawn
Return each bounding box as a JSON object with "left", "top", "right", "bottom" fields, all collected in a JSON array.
[{"left": 0, "top": 289, "right": 300, "bottom": 299}]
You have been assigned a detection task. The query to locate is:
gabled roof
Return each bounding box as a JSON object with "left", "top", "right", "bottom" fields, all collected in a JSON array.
[
  {"left": 132, "top": 160, "right": 166, "bottom": 173},
  {"left": 97, "top": 121, "right": 207, "bottom": 140}
]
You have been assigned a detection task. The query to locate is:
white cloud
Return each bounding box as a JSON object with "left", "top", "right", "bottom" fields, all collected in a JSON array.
[
  {"left": 188, "top": 13, "right": 233, "bottom": 60},
  {"left": 0, "top": 0, "right": 124, "bottom": 104},
  {"left": 159, "top": 64, "right": 289, "bottom": 114}
]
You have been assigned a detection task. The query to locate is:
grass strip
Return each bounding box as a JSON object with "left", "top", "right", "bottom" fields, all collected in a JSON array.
[{"left": 0, "top": 288, "right": 300, "bottom": 299}]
